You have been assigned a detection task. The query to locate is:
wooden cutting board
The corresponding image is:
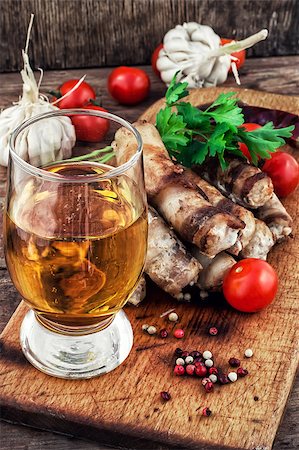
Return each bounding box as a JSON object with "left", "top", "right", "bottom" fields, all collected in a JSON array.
[{"left": 0, "top": 88, "right": 298, "bottom": 450}]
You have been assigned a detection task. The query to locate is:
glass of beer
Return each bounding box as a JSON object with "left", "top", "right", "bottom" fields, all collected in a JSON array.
[{"left": 4, "top": 109, "right": 147, "bottom": 379}]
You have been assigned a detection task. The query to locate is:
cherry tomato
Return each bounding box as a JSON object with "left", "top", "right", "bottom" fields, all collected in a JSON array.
[
  {"left": 262, "top": 151, "right": 299, "bottom": 198},
  {"left": 53, "top": 79, "right": 96, "bottom": 109},
  {"left": 223, "top": 259, "right": 278, "bottom": 312},
  {"left": 238, "top": 123, "right": 261, "bottom": 161},
  {"left": 151, "top": 43, "right": 163, "bottom": 77},
  {"left": 108, "top": 67, "right": 150, "bottom": 105},
  {"left": 221, "top": 38, "right": 246, "bottom": 72},
  {"left": 71, "top": 105, "right": 110, "bottom": 142}
]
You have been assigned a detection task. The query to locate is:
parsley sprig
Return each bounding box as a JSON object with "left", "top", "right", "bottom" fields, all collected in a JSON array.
[{"left": 156, "top": 73, "right": 295, "bottom": 169}]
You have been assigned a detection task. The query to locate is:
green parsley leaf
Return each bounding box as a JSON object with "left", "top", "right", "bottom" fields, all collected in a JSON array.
[
  {"left": 156, "top": 107, "right": 190, "bottom": 150},
  {"left": 165, "top": 72, "right": 189, "bottom": 106}
]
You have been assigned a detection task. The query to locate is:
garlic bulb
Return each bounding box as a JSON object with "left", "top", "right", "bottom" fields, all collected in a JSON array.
[
  {"left": 0, "top": 15, "right": 75, "bottom": 168},
  {"left": 157, "top": 22, "right": 268, "bottom": 88}
]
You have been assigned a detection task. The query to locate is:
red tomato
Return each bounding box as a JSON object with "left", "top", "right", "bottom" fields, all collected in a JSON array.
[
  {"left": 221, "top": 38, "right": 246, "bottom": 72},
  {"left": 53, "top": 79, "right": 96, "bottom": 109},
  {"left": 71, "top": 105, "right": 110, "bottom": 142},
  {"left": 223, "top": 259, "right": 278, "bottom": 313},
  {"left": 151, "top": 43, "right": 163, "bottom": 77},
  {"left": 108, "top": 67, "right": 150, "bottom": 105},
  {"left": 262, "top": 151, "right": 299, "bottom": 198},
  {"left": 238, "top": 123, "right": 261, "bottom": 161}
]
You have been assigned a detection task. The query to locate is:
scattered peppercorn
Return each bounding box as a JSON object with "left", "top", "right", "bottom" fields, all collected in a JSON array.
[
  {"left": 142, "top": 324, "right": 149, "bottom": 331},
  {"left": 244, "top": 348, "right": 253, "bottom": 358},
  {"left": 209, "top": 327, "right": 218, "bottom": 336},
  {"left": 204, "top": 359, "right": 214, "bottom": 368},
  {"left": 174, "top": 365, "right": 185, "bottom": 376},
  {"left": 218, "top": 373, "right": 230, "bottom": 385},
  {"left": 173, "top": 329, "right": 185, "bottom": 339},
  {"left": 229, "top": 357, "right": 241, "bottom": 368},
  {"left": 160, "top": 329, "right": 168, "bottom": 338},
  {"left": 202, "top": 407, "right": 212, "bottom": 417},
  {"left": 160, "top": 391, "right": 171, "bottom": 401},
  {"left": 190, "top": 351, "right": 202, "bottom": 359},
  {"left": 237, "top": 367, "right": 248, "bottom": 377},
  {"left": 168, "top": 312, "right": 179, "bottom": 322},
  {"left": 175, "top": 357, "right": 185, "bottom": 366},
  {"left": 201, "top": 377, "right": 210, "bottom": 386},
  {"left": 186, "top": 364, "right": 195, "bottom": 375},
  {"left": 147, "top": 325, "right": 157, "bottom": 335},
  {"left": 203, "top": 350, "right": 213, "bottom": 360},
  {"left": 195, "top": 364, "right": 207, "bottom": 377},
  {"left": 254, "top": 396, "right": 259, "bottom": 401},
  {"left": 228, "top": 372, "right": 238, "bottom": 382},
  {"left": 174, "top": 348, "right": 183, "bottom": 356},
  {"left": 204, "top": 381, "right": 214, "bottom": 392},
  {"left": 209, "top": 367, "right": 218, "bottom": 375},
  {"left": 185, "top": 355, "right": 194, "bottom": 364},
  {"left": 181, "top": 351, "right": 189, "bottom": 358},
  {"left": 209, "top": 374, "right": 217, "bottom": 383}
]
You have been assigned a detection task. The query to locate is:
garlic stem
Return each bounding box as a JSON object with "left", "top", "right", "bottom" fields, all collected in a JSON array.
[
  {"left": 208, "top": 29, "right": 268, "bottom": 59},
  {"left": 25, "top": 14, "right": 34, "bottom": 55}
]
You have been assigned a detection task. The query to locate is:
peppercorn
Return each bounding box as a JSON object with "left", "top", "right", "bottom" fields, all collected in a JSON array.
[
  {"left": 173, "top": 329, "right": 184, "bottom": 339},
  {"left": 204, "top": 359, "right": 214, "bottom": 368},
  {"left": 209, "top": 327, "right": 218, "bottom": 336},
  {"left": 147, "top": 325, "right": 157, "bottom": 335},
  {"left": 228, "top": 372, "right": 238, "bottom": 382},
  {"left": 160, "top": 329, "right": 168, "bottom": 338},
  {"left": 244, "top": 348, "right": 253, "bottom": 358},
  {"left": 204, "top": 381, "right": 214, "bottom": 393},
  {"left": 174, "top": 365, "right": 185, "bottom": 376},
  {"left": 174, "top": 348, "right": 183, "bottom": 356},
  {"left": 175, "top": 357, "right": 185, "bottom": 366},
  {"left": 237, "top": 367, "right": 248, "bottom": 377},
  {"left": 202, "top": 407, "right": 212, "bottom": 417},
  {"left": 190, "top": 350, "right": 202, "bottom": 359},
  {"left": 201, "top": 377, "right": 210, "bottom": 386},
  {"left": 185, "top": 356, "right": 194, "bottom": 364},
  {"left": 195, "top": 364, "right": 207, "bottom": 377},
  {"left": 142, "top": 324, "right": 149, "bottom": 331},
  {"left": 160, "top": 391, "right": 171, "bottom": 401},
  {"left": 218, "top": 373, "right": 230, "bottom": 385},
  {"left": 186, "top": 364, "right": 195, "bottom": 376},
  {"left": 168, "top": 312, "right": 179, "bottom": 322},
  {"left": 181, "top": 351, "right": 189, "bottom": 358},
  {"left": 229, "top": 357, "right": 241, "bottom": 367},
  {"left": 203, "top": 350, "right": 213, "bottom": 360},
  {"left": 209, "top": 374, "right": 217, "bottom": 383},
  {"left": 209, "top": 367, "right": 218, "bottom": 375}
]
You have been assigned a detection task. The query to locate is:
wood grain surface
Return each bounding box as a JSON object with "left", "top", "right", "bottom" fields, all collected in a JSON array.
[
  {"left": 1, "top": 0, "right": 299, "bottom": 72},
  {"left": 0, "top": 60, "right": 298, "bottom": 450}
]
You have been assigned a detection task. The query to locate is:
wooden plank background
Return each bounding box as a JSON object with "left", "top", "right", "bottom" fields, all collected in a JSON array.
[{"left": 0, "top": 0, "right": 298, "bottom": 72}]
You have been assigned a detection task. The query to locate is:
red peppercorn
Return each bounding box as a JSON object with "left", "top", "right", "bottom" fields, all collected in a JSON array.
[
  {"left": 195, "top": 364, "right": 207, "bottom": 377},
  {"left": 218, "top": 373, "right": 229, "bottom": 385},
  {"left": 174, "top": 365, "right": 185, "bottom": 376},
  {"left": 209, "top": 327, "right": 218, "bottom": 336},
  {"left": 204, "top": 381, "right": 214, "bottom": 393},
  {"left": 160, "top": 329, "right": 168, "bottom": 338},
  {"left": 202, "top": 407, "right": 212, "bottom": 417},
  {"left": 181, "top": 351, "right": 189, "bottom": 358},
  {"left": 173, "top": 329, "right": 184, "bottom": 339},
  {"left": 194, "top": 360, "right": 204, "bottom": 368},
  {"left": 160, "top": 391, "right": 171, "bottom": 401},
  {"left": 201, "top": 377, "right": 210, "bottom": 386},
  {"left": 209, "top": 367, "right": 218, "bottom": 375},
  {"left": 229, "top": 357, "right": 241, "bottom": 368},
  {"left": 237, "top": 367, "right": 249, "bottom": 377},
  {"left": 186, "top": 364, "right": 195, "bottom": 376}
]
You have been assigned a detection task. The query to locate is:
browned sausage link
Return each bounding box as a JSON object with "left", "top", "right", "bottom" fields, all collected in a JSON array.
[
  {"left": 195, "top": 157, "right": 274, "bottom": 209},
  {"left": 256, "top": 194, "right": 292, "bottom": 242}
]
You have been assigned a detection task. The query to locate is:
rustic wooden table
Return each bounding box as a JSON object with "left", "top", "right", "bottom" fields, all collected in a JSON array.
[{"left": 0, "top": 57, "right": 298, "bottom": 450}]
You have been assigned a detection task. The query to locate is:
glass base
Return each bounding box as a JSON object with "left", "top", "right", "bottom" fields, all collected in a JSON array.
[{"left": 20, "top": 309, "right": 133, "bottom": 379}]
